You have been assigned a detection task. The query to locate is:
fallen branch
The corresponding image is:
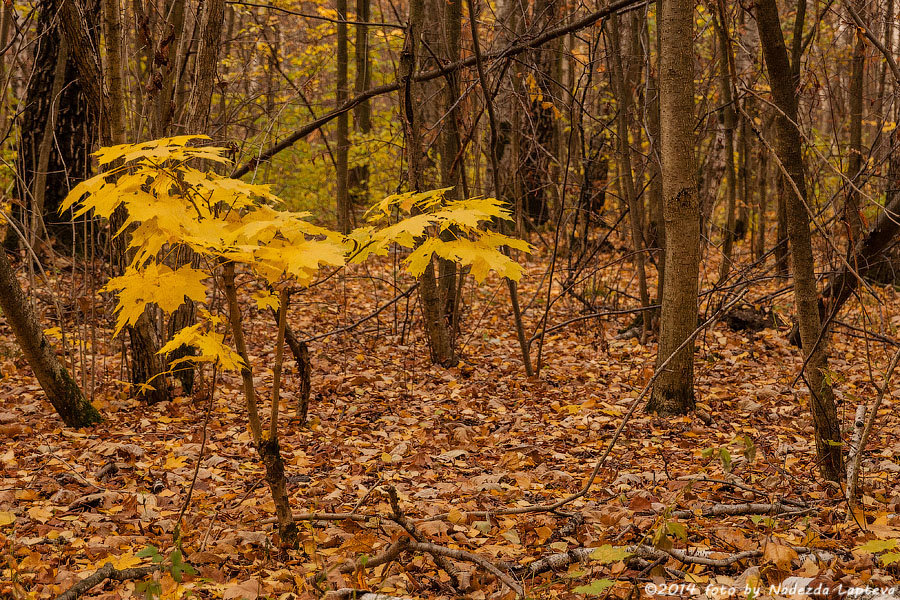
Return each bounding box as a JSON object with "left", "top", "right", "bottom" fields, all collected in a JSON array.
[
  {"left": 669, "top": 501, "right": 811, "bottom": 519},
  {"left": 513, "top": 547, "right": 595, "bottom": 577},
  {"left": 384, "top": 486, "right": 466, "bottom": 592},
  {"left": 340, "top": 537, "right": 410, "bottom": 574},
  {"left": 54, "top": 563, "right": 158, "bottom": 600},
  {"left": 675, "top": 477, "right": 810, "bottom": 507},
  {"left": 326, "top": 590, "right": 412, "bottom": 600},
  {"left": 407, "top": 542, "right": 524, "bottom": 598},
  {"left": 634, "top": 544, "right": 839, "bottom": 568}
]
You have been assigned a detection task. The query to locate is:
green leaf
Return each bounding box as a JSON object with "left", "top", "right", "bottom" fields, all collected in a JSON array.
[
  {"left": 589, "top": 545, "right": 632, "bottom": 564},
  {"left": 136, "top": 545, "right": 162, "bottom": 562},
  {"left": 719, "top": 448, "right": 732, "bottom": 472},
  {"left": 881, "top": 551, "right": 900, "bottom": 566},
  {"left": 667, "top": 521, "right": 687, "bottom": 541},
  {"left": 573, "top": 579, "right": 616, "bottom": 595},
  {"left": 856, "top": 538, "right": 899, "bottom": 554}
]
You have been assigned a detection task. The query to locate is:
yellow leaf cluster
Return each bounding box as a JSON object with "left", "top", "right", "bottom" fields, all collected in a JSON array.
[{"left": 64, "top": 136, "right": 531, "bottom": 379}]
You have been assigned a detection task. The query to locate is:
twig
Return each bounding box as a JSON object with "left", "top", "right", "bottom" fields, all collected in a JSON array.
[{"left": 301, "top": 284, "right": 419, "bottom": 343}]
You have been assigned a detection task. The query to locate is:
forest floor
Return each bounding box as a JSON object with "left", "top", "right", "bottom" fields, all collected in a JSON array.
[{"left": 1, "top": 240, "right": 900, "bottom": 600}]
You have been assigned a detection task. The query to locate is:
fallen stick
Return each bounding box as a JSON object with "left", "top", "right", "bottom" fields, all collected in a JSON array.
[
  {"left": 326, "top": 590, "right": 412, "bottom": 600},
  {"left": 339, "top": 537, "right": 409, "bottom": 574},
  {"left": 54, "top": 563, "right": 158, "bottom": 600},
  {"left": 669, "top": 501, "right": 812, "bottom": 519}
]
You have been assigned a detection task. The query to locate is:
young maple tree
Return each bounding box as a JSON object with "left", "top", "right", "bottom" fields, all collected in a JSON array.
[{"left": 62, "top": 135, "right": 530, "bottom": 544}]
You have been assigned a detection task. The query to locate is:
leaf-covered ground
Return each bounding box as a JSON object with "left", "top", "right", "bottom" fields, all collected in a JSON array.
[{"left": 1, "top": 246, "right": 899, "bottom": 600}]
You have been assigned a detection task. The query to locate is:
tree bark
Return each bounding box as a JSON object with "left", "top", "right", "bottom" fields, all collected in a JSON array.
[
  {"left": 0, "top": 251, "right": 101, "bottom": 427},
  {"left": 186, "top": 0, "right": 225, "bottom": 132},
  {"left": 8, "top": 0, "right": 96, "bottom": 251},
  {"left": 754, "top": 0, "right": 843, "bottom": 481},
  {"left": 647, "top": 0, "right": 700, "bottom": 415}
]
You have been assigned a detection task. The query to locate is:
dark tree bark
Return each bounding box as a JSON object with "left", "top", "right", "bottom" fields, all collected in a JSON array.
[
  {"left": 0, "top": 251, "right": 101, "bottom": 427},
  {"left": 8, "top": 0, "right": 97, "bottom": 251},
  {"left": 755, "top": 0, "right": 843, "bottom": 481}
]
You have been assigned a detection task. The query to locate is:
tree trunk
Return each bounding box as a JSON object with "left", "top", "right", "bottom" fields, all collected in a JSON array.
[
  {"left": 844, "top": 5, "right": 866, "bottom": 245},
  {"left": 713, "top": 4, "right": 738, "bottom": 283},
  {"left": 349, "top": 0, "right": 372, "bottom": 206},
  {"left": 400, "top": 0, "right": 455, "bottom": 366},
  {"left": 336, "top": 0, "right": 351, "bottom": 233},
  {"left": 754, "top": 0, "right": 843, "bottom": 481},
  {"left": 187, "top": 0, "right": 225, "bottom": 132},
  {"left": 170, "top": 0, "right": 226, "bottom": 394},
  {"left": 646, "top": 6, "right": 665, "bottom": 315},
  {"left": 520, "top": 0, "right": 560, "bottom": 226},
  {"left": 9, "top": 0, "right": 96, "bottom": 251},
  {"left": 609, "top": 15, "right": 650, "bottom": 337},
  {"left": 424, "top": 0, "right": 463, "bottom": 335},
  {"left": 647, "top": 0, "right": 700, "bottom": 415},
  {"left": 0, "top": 251, "right": 101, "bottom": 427},
  {"left": 222, "top": 263, "right": 298, "bottom": 546},
  {"left": 150, "top": 0, "right": 187, "bottom": 137}
]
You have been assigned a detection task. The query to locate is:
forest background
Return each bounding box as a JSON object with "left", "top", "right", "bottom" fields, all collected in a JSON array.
[{"left": 1, "top": 0, "right": 900, "bottom": 597}]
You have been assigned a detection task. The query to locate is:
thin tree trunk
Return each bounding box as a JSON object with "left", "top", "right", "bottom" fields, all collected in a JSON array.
[
  {"left": 170, "top": 0, "right": 226, "bottom": 393},
  {"left": 336, "top": 0, "right": 351, "bottom": 233},
  {"left": 29, "top": 36, "right": 70, "bottom": 250},
  {"left": 222, "top": 262, "right": 298, "bottom": 545},
  {"left": 466, "top": 0, "right": 533, "bottom": 377},
  {"left": 646, "top": 5, "right": 664, "bottom": 316},
  {"left": 647, "top": 0, "right": 699, "bottom": 415},
  {"left": 755, "top": 0, "right": 843, "bottom": 481},
  {"left": 400, "top": 0, "right": 455, "bottom": 366},
  {"left": 844, "top": 4, "right": 866, "bottom": 245},
  {"left": 609, "top": 15, "right": 650, "bottom": 337},
  {"left": 187, "top": 0, "right": 225, "bottom": 132},
  {"left": 753, "top": 141, "right": 768, "bottom": 260},
  {"left": 0, "top": 251, "right": 101, "bottom": 427},
  {"left": 349, "top": 0, "right": 372, "bottom": 206},
  {"left": 713, "top": 4, "right": 738, "bottom": 283},
  {"left": 151, "top": 0, "right": 187, "bottom": 137}
]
